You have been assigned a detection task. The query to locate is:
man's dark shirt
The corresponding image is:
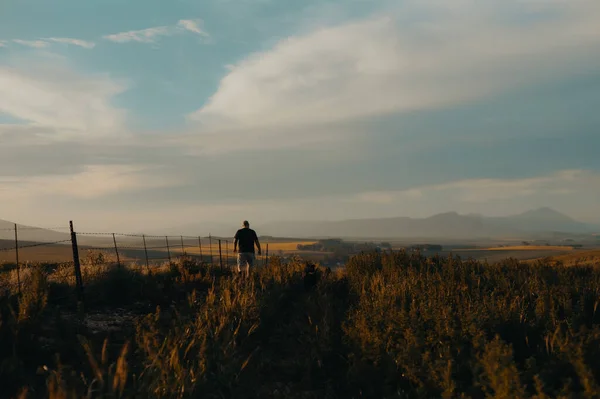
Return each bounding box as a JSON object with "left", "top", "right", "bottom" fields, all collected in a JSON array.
[{"left": 235, "top": 228, "right": 258, "bottom": 253}]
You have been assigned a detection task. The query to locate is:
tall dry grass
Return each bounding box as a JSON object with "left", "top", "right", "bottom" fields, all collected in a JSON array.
[{"left": 1, "top": 250, "right": 599, "bottom": 398}]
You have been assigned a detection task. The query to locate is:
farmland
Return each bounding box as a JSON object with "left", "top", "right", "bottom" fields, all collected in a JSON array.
[{"left": 2, "top": 236, "right": 595, "bottom": 269}]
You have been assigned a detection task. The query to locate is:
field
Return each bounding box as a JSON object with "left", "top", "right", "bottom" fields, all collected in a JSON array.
[
  {"left": 0, "top": 239, "right": 318, "bottom": 264},
  {"left": 1, "top": 248, "right": 600, "bottom": 398},
  {"left": 411, "top": 245, "right": 585, "bottom": 264},
  {"left": 483, "top": 245, "right": 575, "bottom": 251},
  {"left": 524, "top": 249, "right": 600, "bottom": 267}
]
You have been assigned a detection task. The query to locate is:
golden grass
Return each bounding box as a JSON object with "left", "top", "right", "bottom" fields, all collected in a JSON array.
[
  {"left": 525, "top": 249, "right": 600, "bottom": 266},
  {"left": 484, "top": 245, "right": 574, "bottom": 251},
  {"left": 0, "top": 245, "right": 73, "bottom": 262},
  {"left": 183, "top": 241, "right": 316, "bottom": 255},
  {"left": 3, "top": 250, "right": 600, "bottom": 398}
]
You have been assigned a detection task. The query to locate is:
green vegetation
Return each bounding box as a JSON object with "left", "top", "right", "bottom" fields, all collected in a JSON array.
[{"left": 1, "top": 250, "right": 599, "bottom": 398}]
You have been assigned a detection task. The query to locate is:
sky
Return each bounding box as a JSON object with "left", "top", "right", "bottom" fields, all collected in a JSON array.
[{"left": 1, "top": 0, "right": 600, "bottom": 233}]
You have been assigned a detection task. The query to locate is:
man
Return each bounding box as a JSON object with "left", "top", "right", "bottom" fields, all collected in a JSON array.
[{"left": 233, "top": 220, "right": 262, "bottom": 277}]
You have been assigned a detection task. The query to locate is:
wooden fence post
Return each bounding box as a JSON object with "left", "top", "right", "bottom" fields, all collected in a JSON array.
[
  {"left": 209, "top": 234, "right": 213, "bottom": 266},
  {"left": 225, "top": 240, "right": 229, "bottom": 267},
  {"left": 180, "top": 236, "right": 186, "bottom": 256},
  {"left": 112, "top": 233, "right": 121, "bottom": 267},
  {"left": 14, "top": 224, "right": 21, "bottom": 296},
  {"left": 265, "top": 243, "right": 269, "bottom": 267},
  {"left": 218, "top": 239, "right": 223, "bottom": 272},
  {"left": 69, "top": 221, "right": 84, "bottom": 303},
  {"left": 198, "top": 236, "right": 203, "bottom": 262},
  {"left": 165, "top": 236, "right": 172, "bottom": 263},
  {"left": 142, "top": 235, "right": 150, "bottom": 274}
]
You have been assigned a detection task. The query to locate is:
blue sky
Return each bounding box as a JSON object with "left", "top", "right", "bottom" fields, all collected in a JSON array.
[{"left": 1, "top": 0, "right": 600, "bottom": 233}]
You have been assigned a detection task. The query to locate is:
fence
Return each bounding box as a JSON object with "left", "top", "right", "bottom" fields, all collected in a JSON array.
[{"left": 0, "top": 221, "right": 270, "bottom": 299}]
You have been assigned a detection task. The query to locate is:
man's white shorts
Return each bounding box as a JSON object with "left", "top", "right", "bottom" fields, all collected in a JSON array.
[{"left": 237, "top": 252, "right": 255, "bottom": 273}]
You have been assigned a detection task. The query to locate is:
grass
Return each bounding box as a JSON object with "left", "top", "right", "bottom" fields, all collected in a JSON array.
[
  {"left": 1, "top": 250, "right": 599, "bottom": 398},
  {"left": 483, "top": 246, "right": 575, "bottom": 251},
  {"left": 525, "top": 249, "right": 600, "bottom": 267}
]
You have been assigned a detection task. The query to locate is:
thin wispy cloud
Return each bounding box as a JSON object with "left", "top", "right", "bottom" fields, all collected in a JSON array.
[
  {"left": 104, "top": 19, "right": 209, "bottom": 44},
  {"left": 45, "top": 37, "right": 96, "bottom": 49},
  {"left": 12, "top": 39, "right": 50, "bottom": 48},
  {"left": 352, "top": 170, "right": 593, "bottom": 205},
  {"left": 177, "top": 19, "right": 209, "bottom": 36},
  {"left": 8, "top": 37, "right": 95, "bottom": 49},
  {"left": 103, "top": 26, "right": 172, "bottom": 43}
]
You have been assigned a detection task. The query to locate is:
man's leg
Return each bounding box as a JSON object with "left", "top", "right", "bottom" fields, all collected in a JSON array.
[
  {"left": 246, "top": 253, "right": 255, "bottom": 278},
  {"left": 236, "top": 253, "right": 244, "bottom": 274},
  {"left": 240, "top": 253, "right": 251, "bottom": 278}
]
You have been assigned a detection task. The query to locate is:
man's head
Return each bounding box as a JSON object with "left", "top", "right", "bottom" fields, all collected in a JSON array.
[{"left": 242, "top": 220, "right": 249, "bottom": 228}]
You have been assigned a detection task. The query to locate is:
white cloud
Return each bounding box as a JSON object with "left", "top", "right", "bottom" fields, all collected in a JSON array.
[
  {"left": 104, "top": 18, "right": 209, "bottom": 44},
  {"left": 45, "top": 37, "right": 96, "bottom": 49},
  {"left": 189, "top": 0, "right": 600, "bottom": 131},
  {"left": 0, "top": 164, "right": 180, "bottom": 200},
  {"left": 177, "top": 19, "right": 209, "bottom": 37},
  {"left": 352, "top": 170, "right": 600, "bottom": 213},
  {"left": 2, "top": 37, "right": 95, "bottom": 49},
  {"left": 0, "top": 54, "right": 127, "bottom": 139},
  {"left": 12, "top": 39, "right": 50, "bottom": 48},
  {"left": 103, "top": 26, "right": 172, "bottom": 43}
]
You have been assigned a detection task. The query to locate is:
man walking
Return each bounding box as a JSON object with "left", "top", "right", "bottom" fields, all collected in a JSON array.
[{"left": 233, "top": 220, "right": 262, "bottom": 278}]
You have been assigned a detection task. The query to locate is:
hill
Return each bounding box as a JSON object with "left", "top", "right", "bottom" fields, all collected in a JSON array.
[
  {"left": 255, "top": 208, "right": 599, "bottom": 239},
  {"left": 0, "top": 219, "right": 69, "bottom": 242}
]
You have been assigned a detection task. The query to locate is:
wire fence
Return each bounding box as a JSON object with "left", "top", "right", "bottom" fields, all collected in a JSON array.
[{"left": 0, "top": 221, "right": 270, "bottom": 299}]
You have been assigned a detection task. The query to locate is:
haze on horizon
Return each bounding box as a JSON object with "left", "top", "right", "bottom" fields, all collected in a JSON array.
[{"left": 1, "top": 0, "right": 600, "bottom": 233}]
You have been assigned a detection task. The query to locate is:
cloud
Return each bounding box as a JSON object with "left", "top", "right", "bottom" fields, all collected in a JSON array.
[
  {"left": 188, "top": 0, "right": 600, "bottom": 131},
  {"left": 6, "top": 37, "right": 95, "bottom": 49},
  {"left": 12, "top": 39, "right": 50, "bottom": 48},
  {"left": 177, "top": 19, "right": 209, "bottom": 36},
  {"left": 0, "top": 54, "right": 127, "bottom": 139},
  {"left": 0, "top": 164, "right": 181, "bottom": 200},
  {"left": 45, "top": 37, "right": 96, "bottom": 49},
  {"left": 352, "top": 170, "right": 600, "bottom": 209},
  {"left": 104, "top": 18, "right": 209, "bottom": 44},
  {"left": 103, "top": 26, "right": 172, "bottom": 43},
  {"left": 170, "top": 119, "right": 365, "bottom": 155}
]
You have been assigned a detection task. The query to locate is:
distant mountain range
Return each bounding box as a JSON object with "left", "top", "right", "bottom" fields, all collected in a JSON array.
[
  {"left": 0, "top": 220, "right": 69, "bottom": 242},
  {"left": 254, "top": 207, "right": 600, "bottom": 240},
  {"left": 2, "top": 207, "right": 599, "bottom": 243}
]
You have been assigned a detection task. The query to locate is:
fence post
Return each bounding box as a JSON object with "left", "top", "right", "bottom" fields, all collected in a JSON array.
[
  {"left": 112, "top": 233, "right": 121, "bottom": 267},
  {"left": 209, "top": 234, "right": 213, "bottom": 266},
  {"left": 225, "top": 240, "right": 229, "bottom": 267},
  {"left": 180, "top": 236, "right": 186, "bottom": 256},
  {"left": 14, "top": 224, "right": 21, "bottom": 296},
  {"left": 165, "top": 236, "right": 172, "bottom": 263},
  {"left": 265, "top": 243, "right": 269, "bottom": 267},
  {"left": 198, "top": 236, "right": 203, "bottom": 262},
  {"left": 69, "top": 221, "right": 84, "bottom": 304},
  {"left": 142, "top": 235, "right": 150, "bottom": 274},
  {"left": 218, "top": 239, "right": 223, "bottom": 272}
]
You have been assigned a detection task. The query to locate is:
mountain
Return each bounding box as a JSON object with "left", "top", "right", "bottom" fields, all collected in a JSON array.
[
  {"left": 497, "top": 207, "right": 593, "bottom": 233},
  {"left": 254, "top": 208, "right": 598, "bottom": 239},
  {"left": 0, "top": 219, "right": 70, "bottom": 243}
]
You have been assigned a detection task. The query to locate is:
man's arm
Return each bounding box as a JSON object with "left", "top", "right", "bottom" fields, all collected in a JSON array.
[
  {"left": 254, "top": 232, "right": 262, "bottom": 255},
  {"left": 233, "top": 231, "right": 239, "bottom": 252}
]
